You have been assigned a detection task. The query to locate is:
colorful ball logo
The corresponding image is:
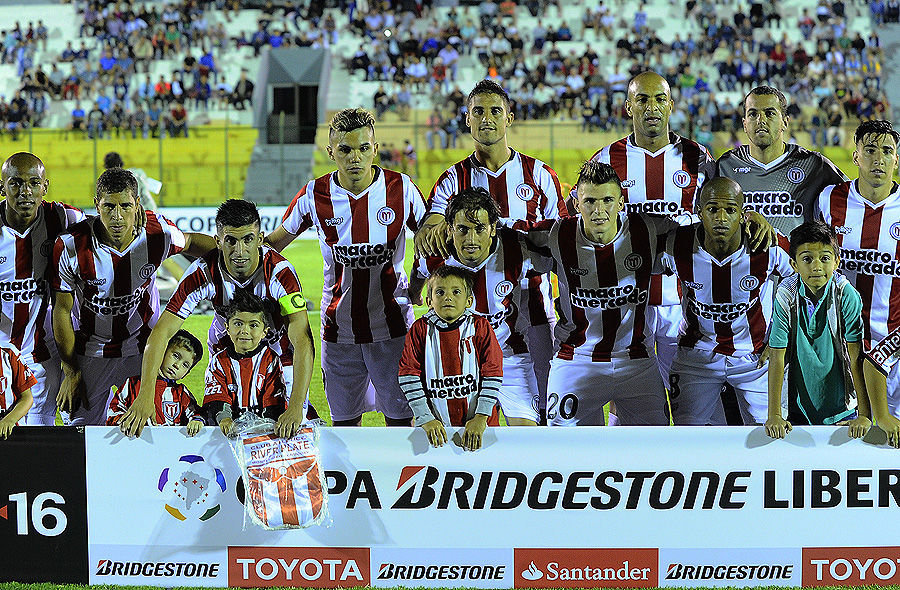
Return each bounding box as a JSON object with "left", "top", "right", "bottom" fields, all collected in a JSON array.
[{"left": 158, "top": 454, "right": 226, "bottom": 521}]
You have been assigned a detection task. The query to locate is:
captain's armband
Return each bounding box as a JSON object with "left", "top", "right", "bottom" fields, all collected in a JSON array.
[{"left": 278, "top": 292, "right": 307, "bottom": 315}]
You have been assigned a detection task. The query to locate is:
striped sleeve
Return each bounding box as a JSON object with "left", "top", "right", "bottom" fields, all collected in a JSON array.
[
  {"left": 405, "top": 175, "right": 427, "bottom": 231},
  {"left": 473, "top": 315, "right": 502, "bottom": 417},
  {"left": 156, "top": 212, "right": 186, "bottom": 256},
  {"left": 427, "top": 167, "right": 459, "bottom": 216},
  {"left": 51, "top": 235, "right": 77, "bottom": 292},
  {"left": 178, "top": 384, "right": 204, "bottom": 424},
  {"left": 538, "top": 162, "right": 565, "bottom": 220},
  {"left": 203, "top": 352, "right": 232, "bottom": 405},
  {"left": 166, "top": 259, "right": 213, "bottom": 318},
  {"left": 398, "top": 318, "right": 436, "bottom": 426},
  {"left": 106, "top": 376, "right": 136, "bottom": 425},
  {"left": 281, "top": 182, "right": 315, "bottom": 235}
]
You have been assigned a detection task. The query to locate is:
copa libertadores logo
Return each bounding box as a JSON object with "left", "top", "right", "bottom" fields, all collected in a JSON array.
[{"left": 157, "top": 454, "right": 226, "bottom": 521}]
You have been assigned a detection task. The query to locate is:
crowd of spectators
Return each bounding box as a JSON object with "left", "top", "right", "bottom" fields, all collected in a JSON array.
[
  {"left": 349, "top": 0, "right": 892, "bottom": 150},
  {"left": 0, "top": 0, "right": 262, "bottom": 140}
]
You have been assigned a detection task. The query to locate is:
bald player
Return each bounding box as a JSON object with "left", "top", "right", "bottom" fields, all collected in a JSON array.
[
  {"left": 584, "top": 71, "right": 717, "bottom": 394},
  {"left": 656, "top": 177, "right": 791, "bottom": 425},
  {"left": 0, "top": 152, "right": 84, "bottom": 424}
]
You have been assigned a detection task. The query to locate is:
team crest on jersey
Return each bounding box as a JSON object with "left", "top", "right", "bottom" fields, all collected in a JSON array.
[
  {"left": 515, "top": 184, "right": 535, "bottom": 202},
  {"left": 834, "top": 225, "right": 852, "bottom": 235},
  {"left": 495, "top": 280, "right": 515, "bottom": 297},
  {"left": 891, "top": 222, "right": 900, "bottom": 240},
  {"left": 672, "top": 170, "right": 691, "bottom": 188},
  {"left": 376, "top": 206, "right": 396, "bottom": 225},
  {"left": 624, "top": 253, "right": 643, "bottom": 271},
  {"left": 139, "top": 263, "right": 156, "bottom": 280},
  {"left": 787, "top": 167, "right": 806, "bottom": 183},
  {"left": 162, "top": 401, "right": 180, "bottom": 423},
  {"left": 621, "top": 179, "right": 636, "bottom": 188},
  {"left": 739, "top": 275, "right": 760, "bottom": 291},
  {"left": 40, "top": 239, "right": 53, "bottom": 257}
]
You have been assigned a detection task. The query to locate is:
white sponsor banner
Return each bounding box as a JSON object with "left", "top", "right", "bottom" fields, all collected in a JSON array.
[
  {"left": 89, "top": 544, "right": 227, "bottom": 586},
  {"left": 156, "top": 206, "right": 297, "bottom": 236},
  {"left": 85, "top": 425, "right": 900, "bottom": 581},
  {"left": 370, "top": 548, "right": 512, "bottom": 588},
  {"left": 658, "top": 548, "right": 801, "bottom": 587}
]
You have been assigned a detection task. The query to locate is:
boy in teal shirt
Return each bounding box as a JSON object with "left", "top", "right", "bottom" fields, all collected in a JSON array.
[{"left": 765, "top": 221, "right": 871, "bottom": 438}]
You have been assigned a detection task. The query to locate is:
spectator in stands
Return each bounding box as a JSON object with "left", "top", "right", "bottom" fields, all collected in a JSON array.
[
  {"left": 68, "top": 102, "right": 86, "bottom": 136},
  {"left": 230, "top": 69, "right": 254, "bottom": 109},
  {"left": 86, "top": 101, "right": 105, "bottom": 139},
  {"left": 168, "top": 101, "right": 188, "bottom": 137},
  {"left": 425, "top": 107, "right": 447, "bottom": 149}
]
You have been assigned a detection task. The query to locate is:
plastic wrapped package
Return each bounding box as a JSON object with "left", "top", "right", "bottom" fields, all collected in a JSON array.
[{"left": 228, "top": 413, "right": 330, "bottom": 530}]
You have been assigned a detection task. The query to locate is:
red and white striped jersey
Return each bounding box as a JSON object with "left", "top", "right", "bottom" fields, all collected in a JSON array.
[
  {"left": 428, "top": 150, "right": 565, "bottom": 326},
  {"left": 517, "top": 214, "right": 677, "bottom": 361},
  {"left": 0, "top": 344, "right": 37, "bottom": 425},
  {"left": 0, "top": 201, "right": 84, "bottom": 364},
  {"left": 281, "top": 167, "right": 425, "bottom": 344},
  {"left": 52, "top": 211, "right": 185, "bottom": 358},
  {"left": 412, "top": 228, "right": 534, "bottom": 355},
  {"left": 658, "top": 225, "right": 794, "bottom": 356},
  {"left": 204, "top": 344, "right": 286, "bottom": 419},
  {"left": 817, "top": 180, "right": 900, "bottom": 350},
  {"left": 241, "top": 430, "right": 325, "bottom": 528},
  {"left": 399, "top": 310, "right": 503, "bottom": 427},
  {"left": 166, "top": 247, "right": 304, "bottom": 364},
  {"left": 589, "top": 133, "right": 716, "bottom": 306},
  {"left": 106, "top": 376, "right": 200, "bottom": 426}
]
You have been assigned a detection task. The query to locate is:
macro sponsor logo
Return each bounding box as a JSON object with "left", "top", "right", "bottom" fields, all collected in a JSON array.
[
  {"left": 743, "top": 191, "right": 803, "bottom": 217},
  {"left": 665, "top": 562, "right": 793, "bottom": 581},
  {"left": 376, "top": 562, "right": 506, "bottom": 581},
  {"left": 84, "top": 289, "right": 146, "bottom": 316},
  {"left": 332, "top": 243, "right": 395, "bottom": 269},
  {"left": 840, "top": 248, "right": 900, "bottom": 277},
  {"left": 570, "top": 284, "right": 648, "bottom": 310},
  {"left": 625, "top": 201, "right": 690, "bottom": 218},
  {"left": 514, "top": 548, "right": 657, "bottom": 588},
  {"left": 803, "top": 547, "right": 900, "bottom": 586},
  {"left": 228, "top": 547, "right": 369, "bottom": 587},
  {"left": 95, "top": 559, "right": 219, "bottom": 578},
  {"left": 687, "top": 298, "right": 752, "bottom": 323},
  {"left": 0, "top": 277, "right": 46, "bottom": 303}
]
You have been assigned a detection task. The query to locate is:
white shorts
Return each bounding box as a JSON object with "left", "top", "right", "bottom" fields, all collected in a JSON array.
[
  {"left": 73, "top": 354, "right": 143, "bottom": 426},
  {"left": 321, "top": 337, "right": 412, "bottom": 422},
  {"left": 669, "top": 347, "right": 768, "bottom": 426},
  {"left": 25, "top": 356, "right": 63, "bottom": 425},
  {"left": 647, "top": 304, "right": 682, "bottom": 385},
  {"left": 499, "top": 352, "right": 540, "bottom": 422},
  {"left": 279, "top": 361, "right": 310, "bottom": 417},
  {"left": 547, "top": 355, "right": 667, "bottom": 426}
]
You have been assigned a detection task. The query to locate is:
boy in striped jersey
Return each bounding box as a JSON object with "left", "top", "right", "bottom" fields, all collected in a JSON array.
[
  {"left": 203, "top": 292, "right": 287, "bottom": 436},
  {"left": 0, "top": 152, "right": 84, "bottom": 425},
  {"left": 817, "top": 119, "right": 900, "bottom": 447},
  {"left": 0, "top": 343, "right": 36, "bottom": 438},
  {"left": 411, "top": 187, "right": 542, "bottom": 425},
  {"left": 399, "top": 266, "right": 502, "bottom": 451},
  {"left": 52, "top": 168, "right": 216, "bottom": 426},
  {"left": 106, "top": 330, "right": 205, "bottom": 433},
  {"left": 658, "top": 177, "right": 792, "bottom": 425}
]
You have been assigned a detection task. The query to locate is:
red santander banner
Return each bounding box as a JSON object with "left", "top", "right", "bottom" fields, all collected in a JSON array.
[{"left": 514, "top": 548, "right": 657, "bottom": 588}]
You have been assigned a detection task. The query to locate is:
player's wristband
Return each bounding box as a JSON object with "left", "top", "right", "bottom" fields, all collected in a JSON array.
[{"left": 278, "top": 293, "right": 307, "bottom": 315}]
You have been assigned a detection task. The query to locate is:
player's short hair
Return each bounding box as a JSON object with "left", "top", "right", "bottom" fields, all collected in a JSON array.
[
  {"left": 103, "top": 151, "right": 124, "bottom": 169},
  {"left": 95, "top": 167, "right": 138, "bottom": 201},
  {"left": 576, "top": 161, "right": 622, "bottom": 191},
  {"left": 168, "top": 329, "right": 204, "bottom": 369},
  {"left": 466, "top": 79, "right": 511, "bottom": 111},
  {"left": 215, "top": 198, "right": 260, "bottom": 232},
  {"left": 698, "top": 176, "right": 744, "bottom": 207},
  {"left": 2, "top": 152, "right": 45, "bottom": 178},
  {"left": 743, "top": 86, "right": 788, "bottom": 118},
  {"left": 329, "top": 108, "right": 376, "bottom": 140},
  {"left": 446, "top": 187, "right": 500, "bottom": 228},
  {"left": 427, "top": 265, "right": 474, "bottom": 299},
  {"left": 221, "top": 289, "right": 274, "bottom": 328},
  {"left": 854, "top": 119, "right": 900, "bottom": 147},
  {"left": 788, "top": 220, "right": 838, "bottom": 260},
  {"left": 625, "top": 70, "right": 671, "bottom": 98}
]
